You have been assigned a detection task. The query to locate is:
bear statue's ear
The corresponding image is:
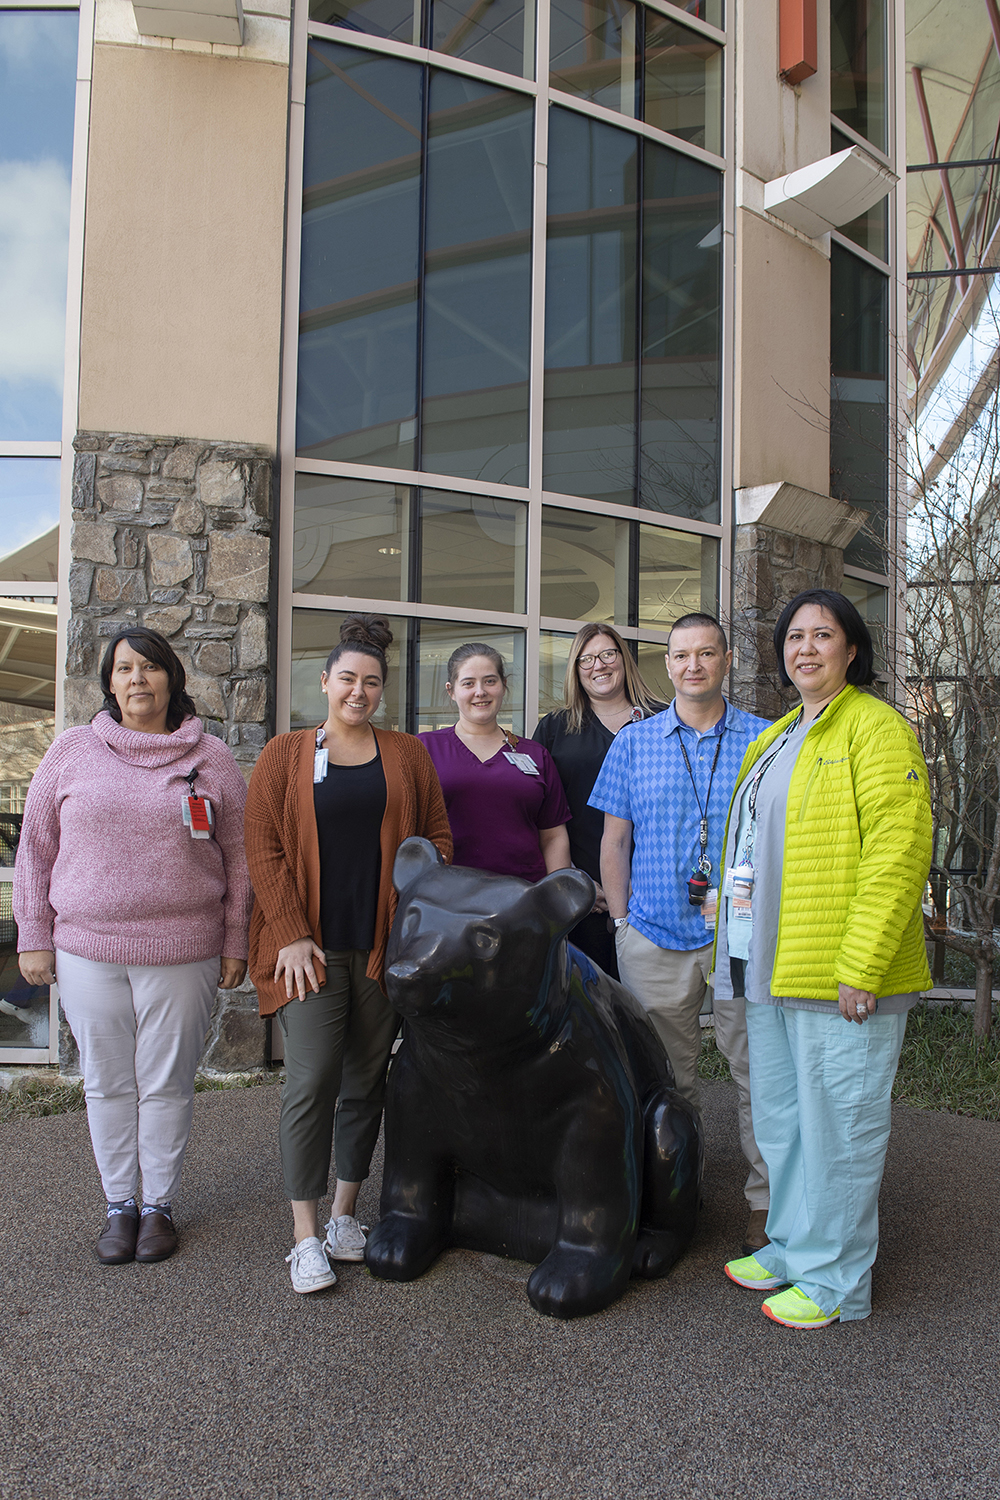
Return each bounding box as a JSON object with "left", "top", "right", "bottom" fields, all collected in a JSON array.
[
  {"left": 533, "top": 867, "right": 595, "bottom": 938},
  {"left": 393, "top": 835, "right": 444, "bottom": 894}
]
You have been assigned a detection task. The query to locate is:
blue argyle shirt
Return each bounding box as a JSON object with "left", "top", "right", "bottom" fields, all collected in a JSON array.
[{"left": 588, "top": 699, "right": 771, "bottom": 952}]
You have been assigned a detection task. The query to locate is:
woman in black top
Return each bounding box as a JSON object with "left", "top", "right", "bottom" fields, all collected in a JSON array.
[{"left": 532, "top": 623, "right": 664, "bottom": 978}]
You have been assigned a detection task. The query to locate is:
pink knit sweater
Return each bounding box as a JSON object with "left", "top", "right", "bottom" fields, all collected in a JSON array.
[{"left": 13, "top": 711, "right": 252, "bottom": 966}]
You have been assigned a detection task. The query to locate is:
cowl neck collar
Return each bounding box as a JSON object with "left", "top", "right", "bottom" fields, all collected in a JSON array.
[{"left": 91, "top": 709, "right": 203, "bottom": 768}]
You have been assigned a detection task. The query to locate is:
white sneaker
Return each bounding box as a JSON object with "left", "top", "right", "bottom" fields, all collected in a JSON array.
[
  {"left": 286, "top": 1236, "right": 338, "bottom": 1294},
  {"left": 324, "top": 1213, "right": 367, "bottom": 1262}
]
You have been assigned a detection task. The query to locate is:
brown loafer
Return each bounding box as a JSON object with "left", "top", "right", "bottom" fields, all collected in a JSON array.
[
  {"left": 95, "top": 1210, "right": 139, "bottom": 1265},
  {"left": 135, "top": 1211, "right": 178, "bottom": 1263},
  {"left": 742, "top": 1208, "right": 770, "bottom": 1257}
]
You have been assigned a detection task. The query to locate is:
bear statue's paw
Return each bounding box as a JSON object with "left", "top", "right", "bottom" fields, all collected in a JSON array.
[
  {"left": 527, "top": 1244, "right": 630, "bottom": 1320},
  {"left": 631, "top": 1227, "right": 684, "bottom": 1280},
  {"left": 364, "top": 1212, "right": 446, "bottom": 1282}
]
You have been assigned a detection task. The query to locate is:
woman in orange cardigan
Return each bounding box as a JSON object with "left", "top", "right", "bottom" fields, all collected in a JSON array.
[{"left": 246, "top": 615, "right": 451, "bottom": 1295}]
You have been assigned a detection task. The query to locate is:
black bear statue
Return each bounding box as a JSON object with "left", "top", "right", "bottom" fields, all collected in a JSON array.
[{"left": 364, "top": 837, "right": 704, "bottom": 1319}]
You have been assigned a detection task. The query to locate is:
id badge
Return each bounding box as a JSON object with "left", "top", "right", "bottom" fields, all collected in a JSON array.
[
  {"left": 726, "top": 863, "right": 754, "bottom": 920},
  {"left": 181, "top": 795, "right": 213, "bottom": 839},
  {"left": 702, "top": 887, "right": 718, "bottom": 930},
  {"left": 503, "top": 750, "right": 540, "bottom": 776},
  {"left": 314, "top": 748, "right": 329, "bottom": 783}
]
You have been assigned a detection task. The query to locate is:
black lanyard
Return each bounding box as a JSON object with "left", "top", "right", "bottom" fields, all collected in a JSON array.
[
  {"left": 738, "top": 716, "right": 802, "bottom": 865},
  {"left": 676, "top": 726, "right": 724, "bottom": 875}
]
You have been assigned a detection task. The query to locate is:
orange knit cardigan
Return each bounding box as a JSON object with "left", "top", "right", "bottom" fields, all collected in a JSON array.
[{"left": 245, "top": 726, "right": 452, "bottom": 1014}]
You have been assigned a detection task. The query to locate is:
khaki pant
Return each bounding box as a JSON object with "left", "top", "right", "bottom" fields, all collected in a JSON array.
[
  {"left": 277, "top": 949, "right": 399, "bottom": 1200},
  {"left": 616, "top": 923, "right": 768, "bottom": 1210}
]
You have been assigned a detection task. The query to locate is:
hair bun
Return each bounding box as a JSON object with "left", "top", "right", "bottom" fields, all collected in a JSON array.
[{"left": 340, "top": 613, "right": 393, "bottom": 654}]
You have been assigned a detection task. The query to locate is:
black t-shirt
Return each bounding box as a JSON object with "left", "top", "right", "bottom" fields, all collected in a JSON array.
[
  {"left": 532, "top": 704, "right": 666, "bottom": 880},
  {"left": 314, "top": 745, "right": 387, "bottom": 952}
]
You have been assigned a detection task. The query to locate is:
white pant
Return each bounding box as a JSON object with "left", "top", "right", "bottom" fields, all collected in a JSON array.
[
  {"left": 56, "top": 951, "right": 219, "bottom": 1204},
  {"left": 616, "top": 923, "right": 769, "bottom": 1210}
]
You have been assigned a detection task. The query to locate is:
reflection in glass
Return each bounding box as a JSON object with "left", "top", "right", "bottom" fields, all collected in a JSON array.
[
  {"left": 291, "top": 607, "right": 408, "bottom": 729},
  {"left": 0, "top": 700, "right": 55, "bottom": 867},
  {"left": 544, "top": 109, "right": 638, "bottom": 506},
  {"left": 420, "top": 490, "right": 527, "bottom": 612},
  {"left": 416, "top": 619, "right": 525, "bottom": 732},
  {"left": 832, "top": 129, "right": 887, "bottom": 260},
  {"left": 644, "top": 12, "right": 722, "bottom": 156},
  {"left": 309, "top": 0, "right": 415, "bottom": 42},
  {"left": 297, "top": 44, "right": 422, "bottom": 467},
  {"left": 421, "top": 73, "right": 533, "bottom": 486},
  {"left": 637, "top": 523, "right": 718, "bottom": 629},
  {"left": 640, "top": 143, "right": 722, "bottom": 521},
  {"left": 831, "top": 0, "right": 885, "bottom": 152},
  {"left": 537, "top": 630, "right": 576, "bottom": 719},
  {"left": 549, "top": 0, "right": 638, "bottom": 116},
  {"left": 540, "top": 506, "right": 629, "bottom": 621},
  {"left": 293, "top": 474, "right": 409, "bottom": 598},
  {"left": 680, "top": 0, "right": 722, "bottom": 29},
  {"left": 0, "top": 459, "right": 60, "bottom": 582},
  {"left": 830, "top": 244, "right": 888, "bottom": 572},
  {"left": 635, "top": 638, "right": 672, "bottom": 703},
  {"left": 0, "top": 9, "right": 77, "bottom": 442},
  {"left": 432, "top": 0, "right": 533, "bottom": 79},
  {"left": 841, "top": 577, "right": 888, "bottom": 669},
  {"left": 0, "top": 886, "right": 50, "bottom": 1050},
  {"left": 0, "top": 600, "right": 57, "bottom": 714}
]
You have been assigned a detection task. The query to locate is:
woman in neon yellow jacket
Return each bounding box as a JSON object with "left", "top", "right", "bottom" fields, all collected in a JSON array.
[{"left": 715, "top": 589, "right": 931, "bottom": 1330}]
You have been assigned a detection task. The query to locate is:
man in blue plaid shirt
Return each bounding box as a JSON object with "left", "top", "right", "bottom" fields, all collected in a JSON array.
[{"left": 589, "top": 614, "right": 772, "bottom": 1255}]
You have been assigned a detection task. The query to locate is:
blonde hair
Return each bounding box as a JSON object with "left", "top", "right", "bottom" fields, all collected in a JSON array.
[{"left": 560, "top": 623, "right": 661, "bottom": 733}]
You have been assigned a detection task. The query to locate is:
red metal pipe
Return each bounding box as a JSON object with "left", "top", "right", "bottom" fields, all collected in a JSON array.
[{"left": 912, "top": 65, "right": 969, "bottom": 296}]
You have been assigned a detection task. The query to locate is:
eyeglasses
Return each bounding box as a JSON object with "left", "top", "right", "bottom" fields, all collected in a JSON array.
[{"left": 578, "top": 648, "right": 620, "bottom": 669}]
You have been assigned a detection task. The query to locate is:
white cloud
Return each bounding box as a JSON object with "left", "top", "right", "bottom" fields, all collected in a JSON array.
[{"left": 0, "top": 158, "right": 71, "bottom": 392}]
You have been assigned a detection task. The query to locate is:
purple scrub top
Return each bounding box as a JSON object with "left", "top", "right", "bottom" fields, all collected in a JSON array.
[{"left": 418, "top": 725, "right": 571, "bottom": 882}]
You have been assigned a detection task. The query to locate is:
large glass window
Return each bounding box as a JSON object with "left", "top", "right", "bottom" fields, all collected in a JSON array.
[
  {"left": 291, "top": 608, "right": 525, "bottom": 732},
  {"left": 310, "top": 0, "right": 534, "bottom": 77},
  {"left": 293, "top": 472, "right": 527, "bottom": 612},
  {"left": 297, "top": 45, "right": 422, "bottom": 469},
  {"left": 297, "top": 46, "right": 533, "bottom": 487},
  {"left": 421, "top": 73, "right": 533, "bottom": 485},
  {"left": 831, "top": 127, "right": 887, "bottom": 261},
  {"left": 830, "top": 0, "right": 885, "bottom": 153},
  {"left": 540, "top": 504, "right": 718, "bottom": 623},
  {"left": 549, "top": 0, "right": 722, "bottom": 154},
  {"left": 543, "top": 107, "right": 722, "bottom": 520},
  {"left": 0, "top": 8, "right": 77, "bottom": 441},
  {"left": 830, "top": 242, "right": 888, "bottom": 572}
]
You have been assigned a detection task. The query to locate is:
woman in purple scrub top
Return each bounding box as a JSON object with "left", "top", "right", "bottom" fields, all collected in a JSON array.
[{"left": 418, "top": 643, "right": 571, "bottom": 882}]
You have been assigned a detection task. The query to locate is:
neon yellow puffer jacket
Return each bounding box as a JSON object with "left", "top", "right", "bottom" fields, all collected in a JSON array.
[{"left": 715, "top": 685, "right": 932, "bottom": 1002}]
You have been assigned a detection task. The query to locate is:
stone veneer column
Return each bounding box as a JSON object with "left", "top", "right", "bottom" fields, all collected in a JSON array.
[
  {"left": 63, "top": 430, "right": 275, "bottom": 1073},
  {"left": 728, "top": 483, "right": 864, "bottom": 720}
]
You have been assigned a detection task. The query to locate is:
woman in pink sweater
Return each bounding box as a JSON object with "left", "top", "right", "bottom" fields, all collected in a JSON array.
[{"left": 14, "top": 628, "right": 252, "bottom": 1266}]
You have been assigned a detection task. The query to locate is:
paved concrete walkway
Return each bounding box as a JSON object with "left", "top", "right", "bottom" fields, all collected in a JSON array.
[{"left": 2, "top": 1081, "right": 997, "bottom": 1500}]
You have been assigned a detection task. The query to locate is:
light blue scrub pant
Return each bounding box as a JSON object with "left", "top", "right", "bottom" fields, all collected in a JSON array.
[{"left": 746, "top": 1003, "right": 907, "bottom": 1321}]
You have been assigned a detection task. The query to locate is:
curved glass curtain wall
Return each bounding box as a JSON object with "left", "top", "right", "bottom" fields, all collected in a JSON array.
[{"left": 294, "top": 0, "right": 725, "bottom": 730}]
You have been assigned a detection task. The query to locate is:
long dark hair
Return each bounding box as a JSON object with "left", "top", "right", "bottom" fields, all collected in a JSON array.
[
  {"left": 99, "top": 628, "right": 198, "bottom": 731},
  {"left": 773, "top": 589, "right": 876, "bottom": 688},
  {"left": 324, "top": 613, "right": 393, "bottom": 681}
]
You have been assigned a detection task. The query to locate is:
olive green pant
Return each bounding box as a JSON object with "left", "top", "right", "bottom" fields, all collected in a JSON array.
[{"left": 277, "top": 949, "right": 399, "bottom": 1200}]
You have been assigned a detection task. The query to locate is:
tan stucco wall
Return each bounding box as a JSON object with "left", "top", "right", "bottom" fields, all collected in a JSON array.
[
  {"left": 733, "top": 208, "right": 831, "bottom": 495},
  {"left": 79, "top": 43, "right": 288, "bottom": 447}
]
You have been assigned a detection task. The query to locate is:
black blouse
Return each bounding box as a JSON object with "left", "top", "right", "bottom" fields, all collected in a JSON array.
[
  {"left": 532, "top": 704, "right": 666, "bottom": 881},
  {"left": 314, "top": 746, "right": 387, "bottom": 952}
]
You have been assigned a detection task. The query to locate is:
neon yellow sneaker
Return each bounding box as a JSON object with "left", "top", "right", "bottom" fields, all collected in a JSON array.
[
  {"left": 762, "top": 1286, "right": 840, "bottom": 1329},
  {"left": 724, "top": 1254, "right": 784, "bottom": 1290}
]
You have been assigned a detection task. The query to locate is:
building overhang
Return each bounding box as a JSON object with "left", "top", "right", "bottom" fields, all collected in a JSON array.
[
  {"left": 764, "top": 147, "right": 897, "bottom": 239},
  {"left": 132, "top": 0, "right": 244, "bottom": 46},
  {"left": 735, "top": 482, "right": 867, "bottom": 549}
]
